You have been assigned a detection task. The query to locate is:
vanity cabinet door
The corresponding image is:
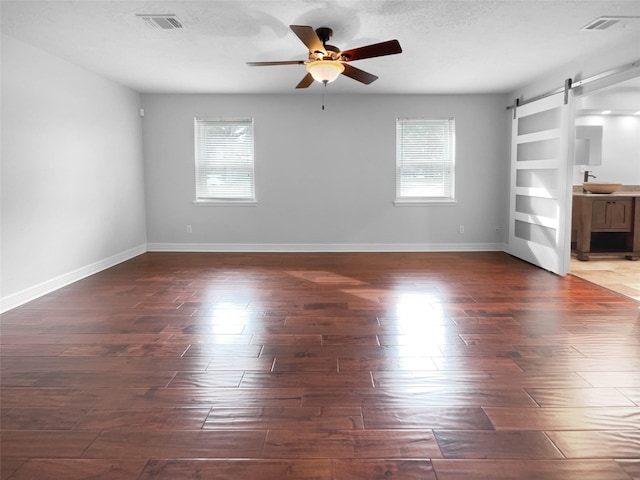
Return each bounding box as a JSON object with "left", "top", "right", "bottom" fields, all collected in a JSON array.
[
  {"left": 591, "top": 200, "right": 609, "bottom": 229},
  {"left": 591, "top": 199, "right": 632, "bottom": 231},
  {"left": 610, "top": 199, "right": 632, "bottom": 230}
]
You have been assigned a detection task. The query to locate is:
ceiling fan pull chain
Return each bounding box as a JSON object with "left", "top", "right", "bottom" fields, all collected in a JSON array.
[{"left": 322, "top": 80, "right": 327, "bottom": 110}]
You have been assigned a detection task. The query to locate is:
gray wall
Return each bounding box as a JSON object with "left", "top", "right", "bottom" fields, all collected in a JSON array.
[
  {"left": 141, "top": 93, "right": 509, "bottom": 251},
  {"left": 1, "top": 35, "right": 147, "bottom": 310}
]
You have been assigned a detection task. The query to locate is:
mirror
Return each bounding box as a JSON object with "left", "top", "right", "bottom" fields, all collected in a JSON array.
[{"left": 574, "top": 125, "right": 603, "bottom": 166}]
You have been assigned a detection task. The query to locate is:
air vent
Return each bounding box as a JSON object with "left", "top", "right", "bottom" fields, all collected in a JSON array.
[
  {"left": 137, "top": 14, "right": 184, "bottom": 29},
  {"left": 581, "top": 16, "right": 639, "bottom": 31}
]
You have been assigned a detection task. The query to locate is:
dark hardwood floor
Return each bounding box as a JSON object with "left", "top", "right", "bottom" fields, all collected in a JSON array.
[{"left": 1, "top": 252, "right": 639, "bottom": 479}]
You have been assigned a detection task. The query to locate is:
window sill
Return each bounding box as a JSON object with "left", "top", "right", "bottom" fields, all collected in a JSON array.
[
  {"left": 394, "top": 199, "right": 457, "bottom": 206},
  {"left": 193, "top": 200, "right": 258, "bottom": 206}
]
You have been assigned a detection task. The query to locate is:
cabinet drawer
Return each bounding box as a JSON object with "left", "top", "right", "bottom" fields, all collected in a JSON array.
[{"left": 591, "top": 199, "right": 633, "bottom": 231}]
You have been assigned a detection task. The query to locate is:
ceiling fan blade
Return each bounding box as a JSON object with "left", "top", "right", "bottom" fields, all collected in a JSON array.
[
  {"left": 290, "top": 25, "right": 326, "bottom": 54},
  {"left": 295, "top": 73, "right": 314, "bottom": 89},
  {"left": 341, "top": 63, "right": 378, "bottom": 84},
  {"left": 246, "top": 60, "right": 306, "bottom": 66},
  {"left": 340, "top": 39, "right": 402, "bottom": 62}
]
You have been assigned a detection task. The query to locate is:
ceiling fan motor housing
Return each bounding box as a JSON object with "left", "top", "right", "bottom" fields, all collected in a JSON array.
[
  {"left": 315, "top": 27, "right": 333, "bottom": 43},
  {"left": 312, "top": 27, "right": 341, "bottom": 60}
]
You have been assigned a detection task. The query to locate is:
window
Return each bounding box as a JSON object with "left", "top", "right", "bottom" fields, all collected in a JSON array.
[
  {"left": 194, "top": 118, "right": 255, "bottom": 203},
  {"left": 395, "top": 117, "right": 455, "bottom": 203}
]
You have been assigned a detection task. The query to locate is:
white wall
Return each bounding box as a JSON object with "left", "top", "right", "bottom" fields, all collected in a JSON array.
[
  {"left": 1, "top": 35, "right": 147, "bottom": 311},
  {"left": 141, "top": 93, "right": 509, "bottom": 251},
  {"left": 573, "top": 114, "right": 640, "bottom": 184},
  {"left": 572, "top": 82, "right": 640, "bottom": 185},
  {"left": 510, "top": 41, "right": 640, "bottom": 102}
]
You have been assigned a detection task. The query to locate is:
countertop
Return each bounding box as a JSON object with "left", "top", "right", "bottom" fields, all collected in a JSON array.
[
  {"left": 573, "top": 185, "right": 640, "bottom": 197},
  {"left": 573, "top": 191, "right": 640, "bottom": 197}
]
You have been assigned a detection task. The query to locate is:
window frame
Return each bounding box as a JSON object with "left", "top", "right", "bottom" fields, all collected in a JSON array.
[
  {"left": 394, "top": 117, "right": 456, "bottom": 206},
  {"left": 193, "top": 117, "right": 257, "bottom": 206}
]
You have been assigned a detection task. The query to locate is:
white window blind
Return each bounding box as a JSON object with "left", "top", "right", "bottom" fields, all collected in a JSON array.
[
  {"left": 396, "top": 118, "right": 455, "bottom": 201},
  {"left": 194, "top": 118, "right": 255, "bottom": 201}
]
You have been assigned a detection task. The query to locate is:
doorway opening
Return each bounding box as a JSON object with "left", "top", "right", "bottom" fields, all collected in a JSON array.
[{"left": 569, "top": 75, "right": 640, "bottom": 302}]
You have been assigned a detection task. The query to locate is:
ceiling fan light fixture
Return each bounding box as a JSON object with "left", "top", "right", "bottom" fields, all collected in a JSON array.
[
  {"left": 306, "top": 60, "right": 345, "bottom": 84},
  {"left": 247, "top": 25, "right": 401, "bottom": 89}
]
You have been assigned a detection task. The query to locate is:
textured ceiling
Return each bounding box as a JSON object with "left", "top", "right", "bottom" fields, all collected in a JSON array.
[{"left": 1, "top": 0, "right": 639, "bottom": 94}]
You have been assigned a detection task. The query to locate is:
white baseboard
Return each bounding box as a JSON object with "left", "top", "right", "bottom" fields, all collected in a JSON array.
[
  {"left": 0, "top": 243, "right": 147, "bottom": 314},
  {"left": 147, "top": 242, "right": 508, "bottom": 253}
]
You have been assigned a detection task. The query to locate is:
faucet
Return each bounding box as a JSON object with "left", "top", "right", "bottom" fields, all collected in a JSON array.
[{"left": 583, "top": 170, "right": 596, "bottom": 193}]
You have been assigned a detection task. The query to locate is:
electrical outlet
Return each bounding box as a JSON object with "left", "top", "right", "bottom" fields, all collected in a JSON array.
[
  {"left": 186, "top": 225, "right": 192, "bottom": 234},
  {"left": 459, "top": 225, "right": 465, "bottom": 234}
]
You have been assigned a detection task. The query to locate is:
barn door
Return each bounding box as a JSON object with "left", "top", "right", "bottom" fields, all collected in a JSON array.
[{"left": 508, "top": 83, "right": 574, "bottom": 275}]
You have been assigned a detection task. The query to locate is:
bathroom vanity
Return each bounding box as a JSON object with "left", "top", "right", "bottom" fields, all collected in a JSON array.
[{"left": 572, "top": 188, "right": 640, "bottom": 261}]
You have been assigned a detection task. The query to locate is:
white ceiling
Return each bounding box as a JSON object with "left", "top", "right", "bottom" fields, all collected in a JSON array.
[{"left": 1, "top": 0, "right": 639, "bottom": 95}]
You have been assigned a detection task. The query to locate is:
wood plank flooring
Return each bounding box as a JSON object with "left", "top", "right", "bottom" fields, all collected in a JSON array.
[{"left": 1, "top": 251, "right": 639, "bottom": 479}]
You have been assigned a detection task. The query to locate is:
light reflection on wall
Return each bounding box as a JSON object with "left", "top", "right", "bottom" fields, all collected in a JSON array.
[{"left": 394, "top": 293, "right": 447, "bottom": 371}]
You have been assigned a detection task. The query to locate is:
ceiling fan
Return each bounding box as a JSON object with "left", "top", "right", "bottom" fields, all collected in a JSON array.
[{"left": 246, "top": 25, "right": 402, "bottom": 88}]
